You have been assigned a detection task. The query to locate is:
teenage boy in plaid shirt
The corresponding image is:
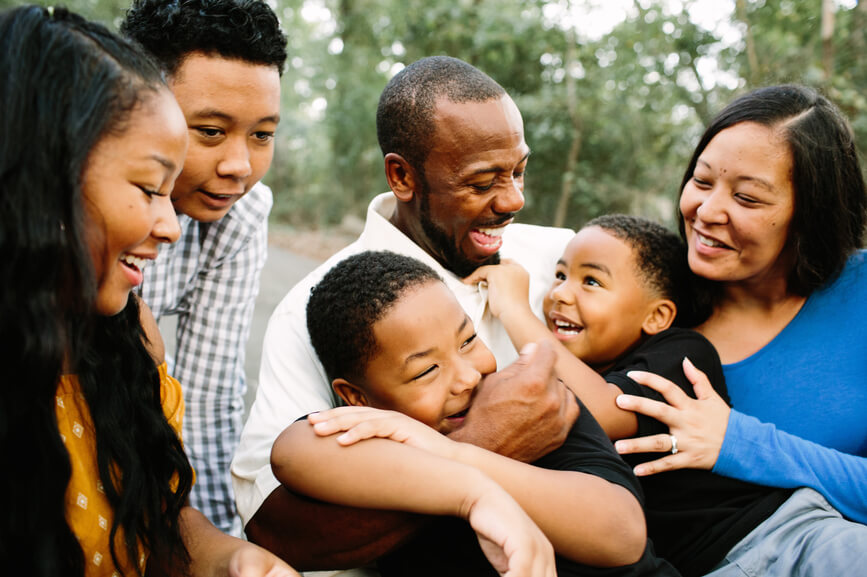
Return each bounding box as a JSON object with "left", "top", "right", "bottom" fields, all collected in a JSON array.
[{"left": 122, "top": 0, "right": 287, "bottom": 535}]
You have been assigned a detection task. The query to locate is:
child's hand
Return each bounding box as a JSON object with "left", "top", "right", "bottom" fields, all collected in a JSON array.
[
  {"left": 308, "top": 406, "right": 456, "bottom": 458},
  {"left": 463, "top": 259, "right": 531, "bottom": 319},
  {"left": 465, "top": 484, "right": 556, "bottom": 577},
  {"left": 228, "top": 542, "right": 301, "bottom": 577}
]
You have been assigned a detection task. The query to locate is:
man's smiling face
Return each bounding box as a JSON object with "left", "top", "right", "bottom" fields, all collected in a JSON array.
[{"left": 411, "top": 95, "right": 529, "bottom": 278}]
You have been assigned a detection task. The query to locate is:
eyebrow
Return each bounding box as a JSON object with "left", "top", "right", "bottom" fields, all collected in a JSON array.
[
  {"left": 401, "top": 315, "right": 470, "bottom": 368},
  {"left": 558, "top": 258, "right": 610, "bottom": 275},
  {"left": 470, "top": 150, "right": 531, "bottom": 176},
  {"left": 150, "top": 154, "right": 177, "bottom": 171},
  {"left": 189, "top": 108, "right": 281, "bottom": 125},
  {"left": 695, "top": 159, "right": 776, "bottom": 191}
]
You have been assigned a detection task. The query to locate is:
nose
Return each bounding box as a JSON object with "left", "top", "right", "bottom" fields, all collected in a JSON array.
[
  {"left": 451, "top": 358, "right": 482, "bottom": 395},
  {"left": 492, "top": 178, "right": 525, "bottom": 215},
  {"left": 216, "top": 137, "right": 253, "bottom": 180},
  {"left": 690, "top": 187, "right": 728, "bottom": 226},
  {"left": 153, "top": 195, "right": 180, "bottom": 244},
  {"left": 549, "top": 280, "right": 574, "bottom": 305}
]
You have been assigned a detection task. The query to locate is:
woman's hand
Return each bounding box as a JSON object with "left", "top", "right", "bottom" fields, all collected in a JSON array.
[
  {"left": 463, "top": 260, "right": 531, "bottom": 319},
  {"left": 465, "top": 485, "right": 557, "bottom": 577},
  {"left": 613, "top": 357, "right": 731, "bottom": 476},
  {"left": 308, "top": 406, "right": 456, "bottom": 458}
]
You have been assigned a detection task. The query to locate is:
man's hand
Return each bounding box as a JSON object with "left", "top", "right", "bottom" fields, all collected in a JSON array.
[{"left": 451, "top": 341, "right": 579, "bottom": 462}]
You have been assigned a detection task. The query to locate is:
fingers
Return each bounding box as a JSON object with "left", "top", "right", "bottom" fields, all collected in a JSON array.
[
  {"left": 463, "top": 265, "right": 495, "bottom": 285},
  {"left": 625, "top": 369, "right": 690, "bottom": 407},
  {"left": 615, "top": 393, "right": 675, "bottom": 423},
  {"left": 682, "top": 357, "right": 718, "bottom": 401}
]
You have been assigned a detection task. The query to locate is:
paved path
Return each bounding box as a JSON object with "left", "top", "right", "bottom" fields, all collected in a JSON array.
[{"left": 244, "top": 244, "right": 323, "bottom": 411}]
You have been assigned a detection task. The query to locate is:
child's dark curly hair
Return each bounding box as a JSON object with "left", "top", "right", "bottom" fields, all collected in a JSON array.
[
  {"left": 585, "top": 214, "right": 698, "bottom": 327},
  {"left": 307, "top": 251, "right": 442, "bottom": 383},
  {"left": 121, "top": 0, "right": 287, "bottom": 76}
]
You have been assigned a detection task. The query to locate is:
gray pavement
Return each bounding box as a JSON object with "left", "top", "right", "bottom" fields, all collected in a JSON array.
[{"left": 244, "top": 243, "right": 323, "bottom": 409}]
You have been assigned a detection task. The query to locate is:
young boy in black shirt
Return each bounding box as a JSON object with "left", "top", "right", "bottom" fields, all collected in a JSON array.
[
  {"left": 271, "top": 249, "right": 680, "bottom": 577},
  {"left": 465, "top": 214, "right": 867, "bottom": 576}
]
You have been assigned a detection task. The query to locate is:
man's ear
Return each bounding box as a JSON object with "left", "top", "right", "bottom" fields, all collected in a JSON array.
[
  {"left": 384, "top": 152, "right": 419, "bottom": 203},
  {"left": 332, "top": 378, "right": 369, "bottom": 407},
  {"left": 641, "top": 299, "right": 677, "bottom": 335}
]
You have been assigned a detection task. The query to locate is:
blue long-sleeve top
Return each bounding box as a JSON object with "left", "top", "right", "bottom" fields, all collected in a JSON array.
[{"left": 713, "top": 250, "right": 867, "bottom": 523}]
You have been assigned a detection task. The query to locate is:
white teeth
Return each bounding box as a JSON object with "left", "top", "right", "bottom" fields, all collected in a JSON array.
[
  {"left": 121, "top": 254, "right": 148, "bottom": 270},
  {"left": 554, "top": 319, "right": 582, "bottom": 335},
  {"left": 698, "top": 233, "right": 725, "bottom": 248},
  {"left": 476, "top": 227, "right": 505, "bottom": 237}
]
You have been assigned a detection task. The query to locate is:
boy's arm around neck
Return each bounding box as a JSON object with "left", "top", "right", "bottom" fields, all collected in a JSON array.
[{"left": 269, "top": 418, "right": 556, "bottom": 576}]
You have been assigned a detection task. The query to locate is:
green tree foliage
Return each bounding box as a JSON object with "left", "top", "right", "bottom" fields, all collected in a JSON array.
[{"left": 8, "top": 0, "right": 867, "bottom": 231}]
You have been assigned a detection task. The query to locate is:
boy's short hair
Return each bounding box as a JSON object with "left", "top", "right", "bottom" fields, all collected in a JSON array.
[
  {"left": 585, "top": 214, "right": 692, "bottom": 325},
  {"left": 121, "top": 0, "right": 287, "bottom": 76},
  {"left": 307, "top": 251, "right": 442, "bottom": 383}
]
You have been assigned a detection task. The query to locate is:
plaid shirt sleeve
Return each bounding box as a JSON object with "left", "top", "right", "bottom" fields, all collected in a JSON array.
[{"left": 142, "top": 183, "right": 272, "bottom": 534}]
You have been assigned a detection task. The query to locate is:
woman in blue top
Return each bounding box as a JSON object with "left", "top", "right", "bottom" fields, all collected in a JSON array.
[{"left": 614, "top": 84, "right": 867, "bottom": 524}]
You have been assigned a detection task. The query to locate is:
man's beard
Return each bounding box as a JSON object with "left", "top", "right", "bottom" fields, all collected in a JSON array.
[{"left": 418, "top": 183, "right": 501, "bottom": 278}]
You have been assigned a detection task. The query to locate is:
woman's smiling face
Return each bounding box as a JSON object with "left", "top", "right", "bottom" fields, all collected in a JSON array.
[
  {"left": 680, "top": 121, "right": 796, "bottom": 288},
  {"left": 81, "top": 87, "right": 187, "bottom": 316}
]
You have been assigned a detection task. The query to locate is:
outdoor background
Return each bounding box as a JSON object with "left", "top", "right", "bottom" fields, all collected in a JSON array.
[
  {"left": 8, "top": 0, "right": 867, "bottom": 395},
  {"left": 8, "top": 0, "right": 867, "bottom": 237}
]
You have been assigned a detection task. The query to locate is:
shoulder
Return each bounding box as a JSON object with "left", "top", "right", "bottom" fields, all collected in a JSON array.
[
  {"left": 501, "top": 223, "right": 573, "bottom": 275},
  {"left": 608, "top": 328, "right": 727, "bottom": 400},
  {"left": 503, "top": 223, "right": 574, "bottom": 247},
  {"left": 138, "top": 295, "right": 166, "bottom": 364}
]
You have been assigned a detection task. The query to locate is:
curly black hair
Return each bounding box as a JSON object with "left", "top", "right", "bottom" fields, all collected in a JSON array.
[
  {"left": 121, "top": 0, "right": 287, "bottom": 76},
  {"left": 376, "top": 56, "right": 506, "bottom": 177},
  {"left": 307, "top": 251, "right": 442, "bottom": 383},
  {"left": 584, "top": 214, "right": 698, "bottom": 327}
]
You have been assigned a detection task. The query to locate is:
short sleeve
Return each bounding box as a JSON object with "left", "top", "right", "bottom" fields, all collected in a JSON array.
[{"left": 158, "top": 362, "right": 185, "bottom": 441}]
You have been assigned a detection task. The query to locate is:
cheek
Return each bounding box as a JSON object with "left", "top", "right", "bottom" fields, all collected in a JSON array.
[{"left": 679, "top": 188, "right": 697, "bottom": 219}]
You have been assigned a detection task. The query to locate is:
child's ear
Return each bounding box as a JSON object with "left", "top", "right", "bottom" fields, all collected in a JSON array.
[
  {"left": 641, "top": 299, "right": 677, "bottom": 335},
  {"left": 384, "top": 152, "right": 419, "bottom": 203},
  {"left": 332, "top": 378, "right": 369, "bottom": 407}
]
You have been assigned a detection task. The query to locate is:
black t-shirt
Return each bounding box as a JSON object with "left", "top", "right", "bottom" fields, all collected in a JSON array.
[
  {"left": 379, "top": 399, "right": 681, "bottom": 577},
  {"left": 605, "top": 328, "right": 792, "bottom": 577}
]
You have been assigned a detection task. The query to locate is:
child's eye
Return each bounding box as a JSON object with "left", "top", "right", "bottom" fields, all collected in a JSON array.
[
  {"left": 412, "top": 365, "right": 437, "bottom": 380},
  {"left": 584, "top": 276, "right": 601, "bottom": 287},
  {"left": 555, "top": 271, "right": 567, "bottom": 281},
  {"left": 460, "top": 333, "right": 477, "bottom": 350}
]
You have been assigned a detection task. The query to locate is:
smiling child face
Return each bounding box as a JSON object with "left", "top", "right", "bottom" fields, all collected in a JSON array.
[{"left": 352, "top": 279, "right": 497, "bottom": 434}]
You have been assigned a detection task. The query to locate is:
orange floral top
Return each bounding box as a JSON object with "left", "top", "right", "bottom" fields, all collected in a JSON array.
[{"left": 55, "top": 363, "right": 185, "bottom": 577}]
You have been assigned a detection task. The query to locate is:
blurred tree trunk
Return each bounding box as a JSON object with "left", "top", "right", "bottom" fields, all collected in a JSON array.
[
  {"left": 821, "top": 0, "right": 835, "bottom": 82},
  {"left": 735, "top": 0, "right": 760, "bottom": 86},
  {"left": 553, "top": 20, "right": 582, "bottom": 229}
]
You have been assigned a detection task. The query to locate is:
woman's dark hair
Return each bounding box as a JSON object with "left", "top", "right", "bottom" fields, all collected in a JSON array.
[
  {"left": 679, "top": 84, "right": 867, "bottom": 315},
  {"left": 0, "top": 6, "right": 192, "bottom": 576}
]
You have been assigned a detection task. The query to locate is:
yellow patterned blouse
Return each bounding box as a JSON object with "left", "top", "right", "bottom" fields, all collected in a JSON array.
[{"left": 55, "top": 363, "right": 185, "bottom": 577}]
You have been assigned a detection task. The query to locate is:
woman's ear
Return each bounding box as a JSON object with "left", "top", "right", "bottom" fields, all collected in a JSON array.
[
  {"left": 642, "top": 299, "right": 677, "bottom": 335},
  {"left": 332, "top": 378, "right": 369, "bottom": 407},
  {"left": 384, "top": 152, "right": 419, "bottom": 203}
]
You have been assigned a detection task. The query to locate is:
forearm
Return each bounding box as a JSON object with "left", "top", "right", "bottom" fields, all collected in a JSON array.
[
  {"left": 451, "top": 441, "right": 645, "bottom": 566},
  {"left": 498, "top": 307, "right": 634, "bottom": 439},
  {"left": 274, "top": 421, "right": 495, "bottom": 514},
  {"left": 245, "top": 487, "right": 422, "bottom": 570},
  {"left": 716, "top": 410, "right": 867, "bottom": 523}
]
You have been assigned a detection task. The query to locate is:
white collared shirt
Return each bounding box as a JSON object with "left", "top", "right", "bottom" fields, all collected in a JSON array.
[{"left": 232, "top": 192, "right": 573, "bottom": 531}]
